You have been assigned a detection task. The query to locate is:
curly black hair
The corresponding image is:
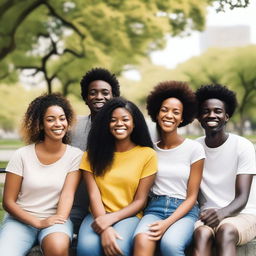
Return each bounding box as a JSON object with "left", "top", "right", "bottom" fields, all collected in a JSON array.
[
  {"left": 87, "top": 97, "right": 153, "bottom": 176},
  {"left": 196, "top": 84, "right": 238, "bottom": 118},
  {"left": 80, "top": 67, "right": 120, "bottom": 101},
  {"left": 20, "top": 93, "right": 74, "bottom": 144},
  {"left": 147, "top": 81, "right": 197, "bottom": 127}
]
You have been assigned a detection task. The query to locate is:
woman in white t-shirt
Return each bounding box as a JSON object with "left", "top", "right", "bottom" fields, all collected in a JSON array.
[
  {"left": 0, "top": 93, "right": 83, "bottom": 256},
  {"left": 134, "top": 81, "right": 205, "bottom": 256}
]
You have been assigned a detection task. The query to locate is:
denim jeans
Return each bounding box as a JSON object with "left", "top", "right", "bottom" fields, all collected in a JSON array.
[
  {"left": 0, "top": 214, "right": 73, "bottom": 256},
  {"left": 77, "top": 213, "right": 140, "bottom": 256},
  {"left": 134, "top": 194, "right": 199, "bottom": 256}
]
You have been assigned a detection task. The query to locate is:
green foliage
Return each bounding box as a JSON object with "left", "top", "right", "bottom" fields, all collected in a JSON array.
[
  {"left": 0, "top": 0, "right": 212, "bottom": 94},
  {"left": 173, "top": 46, "right": 256, "bottom": 134}
]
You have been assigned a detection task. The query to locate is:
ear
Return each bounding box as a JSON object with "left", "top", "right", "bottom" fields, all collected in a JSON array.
[{"left": 225, "top": 113, "right": 229, "bottom": 123}]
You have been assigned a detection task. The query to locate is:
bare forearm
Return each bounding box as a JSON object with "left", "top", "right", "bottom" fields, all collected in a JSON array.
[
  {"left": 56, "top": 194, "right": 75, "bottom": 219},
  {"left": 165, "top": 197, "right": 197, "bottom": 227},
  {"left": 3, "top": 201, "right": 41, "bottom": 228},
  {"left": 218, "top": 195, "right": 249, "bottom": 218},
  {"left": 109, "top": 199, "right": 145, "bottom": 223},
  {"left": 90, "top": 195, "right": 106, "bottom": 218}
]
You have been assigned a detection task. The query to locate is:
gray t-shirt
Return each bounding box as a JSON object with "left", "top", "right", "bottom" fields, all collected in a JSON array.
[{"left": 70, "top": 115, "right": 91, "bottom": 231}]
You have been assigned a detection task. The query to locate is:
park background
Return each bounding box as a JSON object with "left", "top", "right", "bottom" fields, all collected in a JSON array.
[{"left": 0, "top": 0, "right": 256, "bottom": 221}]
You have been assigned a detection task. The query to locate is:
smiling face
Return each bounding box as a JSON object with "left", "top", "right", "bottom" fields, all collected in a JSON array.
[
  {"left": 86, "top": 80, "right": 113, "bottom": 115},
  {"left": 198, "top": 98, "right": 229, "bottom": 134},
  {"left": 43, "top": 105, "right": 68, "bottom": 142},
  {"left": 109, "top": 107, "right": 134, "bottom": 141},
  {"left": 157, "top": 97, "right": 183, "bottom": 134}
]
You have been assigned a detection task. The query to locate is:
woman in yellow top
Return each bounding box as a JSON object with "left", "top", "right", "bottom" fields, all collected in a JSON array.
[{"left": 77, "top": 97, "right": 157, "bottom": 256}]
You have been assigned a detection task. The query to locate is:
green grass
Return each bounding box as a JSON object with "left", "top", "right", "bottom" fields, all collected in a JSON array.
[
  {"left": 0, "top": 161, "right": 7, "bottom": 169},
  {"left": 0, "top": 138, "right": 24, "bottom": 149}
]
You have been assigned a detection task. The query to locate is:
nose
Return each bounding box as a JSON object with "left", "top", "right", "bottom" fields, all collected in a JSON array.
[
  {"left": 208, "top": 110, "right": 216, "bottom": 118},
  {"left": 95, "top": 92, "right": 104, "bottom": 100},
  {"left": 165, "top": 111, "right": 174, "bottom": 119},
  {"left": 54, "top": 119, "right": 62, "bottom": 126},
  {"left": 115, "top": 119, "right": 123, "bottom": 126}
]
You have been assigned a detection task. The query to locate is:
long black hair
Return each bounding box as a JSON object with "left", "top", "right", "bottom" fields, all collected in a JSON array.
[{"left": 87, "top": 97, "right": 153, "bottom": 176}]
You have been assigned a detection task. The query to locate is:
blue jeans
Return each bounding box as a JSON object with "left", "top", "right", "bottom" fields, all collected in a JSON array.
[
  {"left": 0, "top": 214, "right": 73, "bottom": 256},
  {"left": 134, "top": 194, "right": 199, "bottom": 256},
  {"left": 77, "top": 213, "right": 140, "bottom": 256}
]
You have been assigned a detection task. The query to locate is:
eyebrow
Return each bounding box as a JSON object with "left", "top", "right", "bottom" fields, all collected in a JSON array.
[{"left": 46, "top": 114, "right": 66, "bottom": 118}]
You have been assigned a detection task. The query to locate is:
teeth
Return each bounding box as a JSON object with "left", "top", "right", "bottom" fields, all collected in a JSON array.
[
  {"left": 163, "top": 121, "right": 174, "bottom": 126},
  {"left": 52, "top": 129, "right": 63, "bottom": 135},
  {"left": 94, "top": 102, "right": 104, "bottom": 108},
  {"left": 207, "top": 121, "right": 218, "bottom": 127},
  {"left": 115, "top": 129, "right": 125, "bottom": 134}
]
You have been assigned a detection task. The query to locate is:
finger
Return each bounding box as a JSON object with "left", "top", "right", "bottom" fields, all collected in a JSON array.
[
  {"left": 148, "top": 235, "right": 161, "bottom": 241},
  {"left": 148, "top": 222, "right": 159, "bottom": 227},
  {"left": 146, "top": 231, "right": 160, "bottom": 237},
  {"left": 148, "top": 226, "right": 160, "bottom": 232},
  {"left": 112, "top": 241, "right": 124, "bottom": 255},
  {"left": 114, "top": 231, "right": 123, "bottom": 240}
]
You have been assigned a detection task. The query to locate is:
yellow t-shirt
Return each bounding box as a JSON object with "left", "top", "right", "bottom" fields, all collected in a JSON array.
[{"left": 80, "top": 146, "right": 157, "bottom": 218}]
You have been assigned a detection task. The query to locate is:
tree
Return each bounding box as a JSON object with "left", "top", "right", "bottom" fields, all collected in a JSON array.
[
  {"left": 174, "top": 46, "right": 256, "bottom": 134},
  {"left": 1, "top": 0, "right": 246, "bottom": 94}
]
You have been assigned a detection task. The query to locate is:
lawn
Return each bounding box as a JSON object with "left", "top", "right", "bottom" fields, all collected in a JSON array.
[{"left": 0, "top": 138, "right": 24, "bottom": 149}]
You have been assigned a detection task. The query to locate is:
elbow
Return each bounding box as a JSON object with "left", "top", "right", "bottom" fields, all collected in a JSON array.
[{"left": 2, "top": 199, "right": 12, "bottom": 213}]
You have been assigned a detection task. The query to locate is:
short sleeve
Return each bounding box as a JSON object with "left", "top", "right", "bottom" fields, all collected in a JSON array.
[
  {"left": 5, "top": 148, "right": 24, "bottom": 177},
  {"left": 68, "top": 149, "right": 83, "bottom": 173},
  {"left": 140, "top": 149, "right": 157, "bottom": 179},
  {"left": 79, "top": 151, "right": 93, "bottom": 173},
  {"left": 191, "top": 141, "right": 205, "bottom": 164},
  {"left": 237, "top": 138, "right": 256, "bottom": 174}
]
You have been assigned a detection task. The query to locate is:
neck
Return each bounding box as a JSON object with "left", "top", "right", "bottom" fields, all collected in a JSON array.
[
  {"left": 40, "top": 138, "right": 65, "bottom": 152},
  {"left": 205, "top": 130, "right": 229, "bottom": 148},
  {"left": 115, "top": 139, "right": 136, "bottom": 152},
  {"left": 158, "top": 130, "right": 184, "bottom": 149}
]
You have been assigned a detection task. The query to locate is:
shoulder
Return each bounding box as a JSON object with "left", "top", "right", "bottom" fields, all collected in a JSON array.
[
  {"left": 230, "top": 133, "right": 253, "bottom": 146},
  {"left": 185, "top": 138, "right": 205, "bottom": 151},
  {"left": 195, "top": 136, "right": 205, "bottom": 144},
  {"left": 13, "top": 144, "right": 33, "bottom": 156},
  {"left": 137, "top": 146, "right": 156, "bottom": 156},
  {"left": 67, "top": 145, "right": 84, "bottom": 157}
]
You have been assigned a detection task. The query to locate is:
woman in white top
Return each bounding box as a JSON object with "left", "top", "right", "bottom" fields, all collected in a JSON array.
[
  {"left": 134, "top": 81, "right": 205, "bottom": 256},
  {"left": 0, "top": 93, "right": 83, "bottom": 256}
]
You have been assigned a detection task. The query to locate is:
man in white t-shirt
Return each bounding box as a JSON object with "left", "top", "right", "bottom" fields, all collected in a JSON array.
[
  {"left": 70, "top": 68, "right": 120, "bottom": 233},
  {"left": 193, "top": 84, "right": 256, "bottom": 256}
]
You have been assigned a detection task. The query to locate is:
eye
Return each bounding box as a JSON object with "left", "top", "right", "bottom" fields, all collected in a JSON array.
[
  {"left": 102, "top": 91, "right": 110, "bottom": 96},
  {"left": 88, "top": 90, "right": 97, "bottom": 96},
  {"left": 160, "top": 107, "right": 167, "bottom": 112},
  {"left": 110, "top": 118, "right": 116, "bottom": 122},
  {"left": 46, "top": 118, "right": 54, "bottom": 122}
]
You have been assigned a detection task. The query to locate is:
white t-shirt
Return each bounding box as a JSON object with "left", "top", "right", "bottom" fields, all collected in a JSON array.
[
  {"left": 197, "top": 133, "right": 256, "bottom": 215},
  {"left": 6, "top": 144, "right": 83, "bottom": 219},
  {"left": 152, "top": 138, "right": 205, "bottom": 199}
]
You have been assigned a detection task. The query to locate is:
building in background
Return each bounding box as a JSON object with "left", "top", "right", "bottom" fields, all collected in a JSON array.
[{"left": 200, "top": 25, "right": 251, "bottom": 52}]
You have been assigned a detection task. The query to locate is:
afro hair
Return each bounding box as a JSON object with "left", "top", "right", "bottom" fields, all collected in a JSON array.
[
  {"left": 147, "top": 81, "right": 197, "bottom": 127},
  {"left": 80, "top": 67, "right": 120, "bottom": 101},
  {"left": 196, "top": 84, "right": 238, "bottom": 118}
]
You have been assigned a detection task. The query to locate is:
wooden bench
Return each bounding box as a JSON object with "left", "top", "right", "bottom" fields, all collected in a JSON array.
[{"left": 27, "top": 239, "right": 256, "bottom": 256}]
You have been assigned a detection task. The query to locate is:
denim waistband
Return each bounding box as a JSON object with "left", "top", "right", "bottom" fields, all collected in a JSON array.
[{"left": 149, "top": 192, "right": 184, "bottom": 202}]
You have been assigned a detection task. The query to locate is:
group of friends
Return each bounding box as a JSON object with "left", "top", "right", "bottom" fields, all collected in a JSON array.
[{"left": 0, "top": 67, "right": 255, "bottom": 256}]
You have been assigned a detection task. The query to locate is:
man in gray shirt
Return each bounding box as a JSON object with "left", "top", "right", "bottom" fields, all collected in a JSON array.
[{"left": 70, "top": 67, "right": 120, "bottom": 233}]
